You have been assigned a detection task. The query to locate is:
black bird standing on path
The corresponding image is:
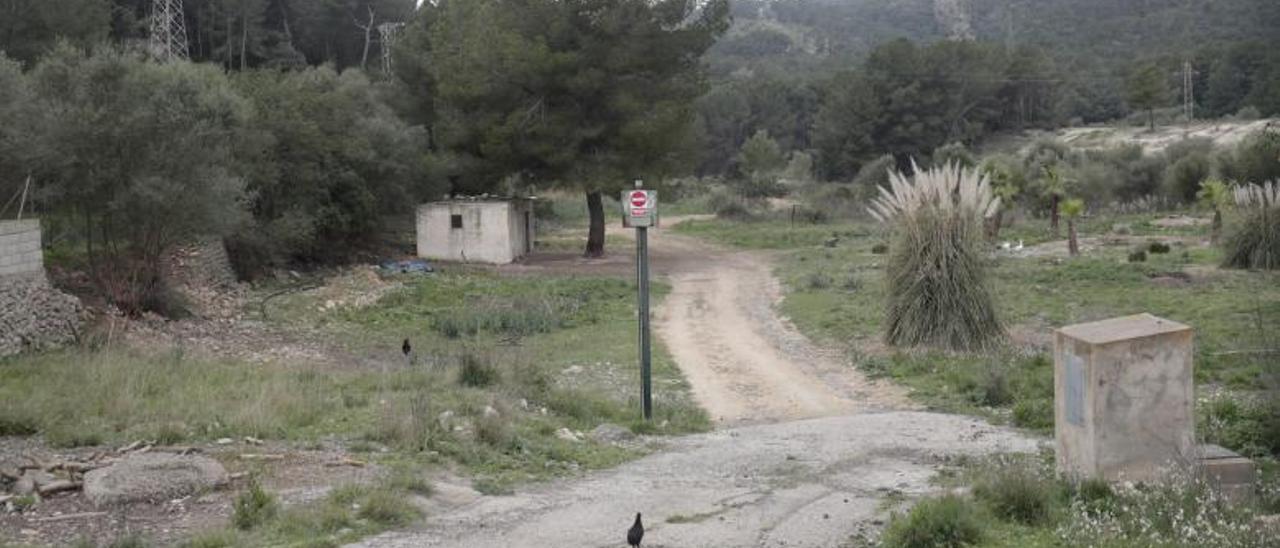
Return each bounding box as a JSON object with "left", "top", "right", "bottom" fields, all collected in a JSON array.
[
  {"left": 402, "top": 338, "right": 413, "bottom": 366},
  {"left": 627, "top": 513, "right": 644, "bottom": 547}
]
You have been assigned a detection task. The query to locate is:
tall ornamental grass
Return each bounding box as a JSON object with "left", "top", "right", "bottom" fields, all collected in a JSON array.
[
  {"left": 1223, "top": 181, "right": 1280, "bottom": 270},
  {"left": 870, "top": 162, "right": 1005, "bottom": 350}
]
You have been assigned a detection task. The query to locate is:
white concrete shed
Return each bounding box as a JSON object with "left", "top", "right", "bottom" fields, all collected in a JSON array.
[{"left": 415, "top": 198, "right": 535, "bottom": 264}]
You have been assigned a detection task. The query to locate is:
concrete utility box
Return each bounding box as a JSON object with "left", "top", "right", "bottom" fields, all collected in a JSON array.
[
  {"left": 1055, "top": 314, "right": 1195, "bottom": 483},
  {"left": 1197, "top": 444, "right": 1256, "bottom": 503},
  {"left": 416, "top": 198, "right": 535, "bottom": 265}
]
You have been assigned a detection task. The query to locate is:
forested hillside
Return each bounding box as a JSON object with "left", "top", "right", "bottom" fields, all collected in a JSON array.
[
  {"left": 710, "top": 0, "right": 1280, "bottom": 75},
  {"left": 695, "top": 0, "right": 1280, "bottom": 177}
]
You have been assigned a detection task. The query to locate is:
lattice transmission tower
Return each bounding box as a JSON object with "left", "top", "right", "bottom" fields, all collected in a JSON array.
[
  {"left": 149, "top": 0, "right": 190, "bottom": 62},
  {"left": 378, "top": 22, "right": 406, "bottom": 75}
]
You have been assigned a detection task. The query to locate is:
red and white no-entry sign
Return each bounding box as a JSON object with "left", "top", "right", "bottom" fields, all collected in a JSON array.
[
  {"left": 629, "top": 190, "right": 649, "bottom": 208},
  {"left": 621, "top": 189, "right": 657, "bottom": 228}
]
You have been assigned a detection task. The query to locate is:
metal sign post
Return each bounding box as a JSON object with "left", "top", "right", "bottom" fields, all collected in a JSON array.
[{"left": 622, "top": 181, "right": 657, "bottom": 420}]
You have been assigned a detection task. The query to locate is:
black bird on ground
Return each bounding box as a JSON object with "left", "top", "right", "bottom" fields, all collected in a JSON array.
[
  {"left": 402, "top": 338, "right": 411, "bottom": 356},
  {"left": 627, "top": 513, "right": 644, "bottom": 547}
]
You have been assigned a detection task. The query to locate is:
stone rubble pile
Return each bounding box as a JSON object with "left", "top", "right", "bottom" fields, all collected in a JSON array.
[{"left": 0, "top": 273, "right": 82, "bottom": 358}]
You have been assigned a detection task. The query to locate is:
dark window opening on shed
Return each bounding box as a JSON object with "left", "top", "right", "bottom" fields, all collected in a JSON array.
[{"left": 451, "top": 214, "right": 463, "bottom": 229}]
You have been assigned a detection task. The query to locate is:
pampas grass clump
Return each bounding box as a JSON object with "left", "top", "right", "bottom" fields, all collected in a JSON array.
[
  {"left": 1222, "top": 180, "right": 1280, "bottom": 270},
  {"left": 870, "top": 162, "right": 1005, "bottom": 350}
]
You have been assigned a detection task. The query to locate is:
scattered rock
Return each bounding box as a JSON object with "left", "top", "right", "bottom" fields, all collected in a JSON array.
[
  {"left": 438, "top": 410, "right": 455, "bottom": 428},
  {"left": 83, "top": 452, "right": 228, "bottom": 507},
  {"left": 555, "top": 428, "right": 582, "bottom": 442},
  {"left": 482, "top": 406, "right": 500, "bottom": 419},
  {"left": 588, "top": 423, "right": 635, "bottom": 443},
  {"left": 215, "top": 438, "right": 233, "bottom": 445},
  {"left": 562, "top": 365, "right": 584, "bottom": 375}
]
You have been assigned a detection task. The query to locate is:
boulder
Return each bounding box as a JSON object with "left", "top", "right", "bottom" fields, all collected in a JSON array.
[
  {"left": 589, "top": 423, "right": 635, "bottom": 443},
  {"left": 83, "top": 453, "right": 228, "bottom": 506}
]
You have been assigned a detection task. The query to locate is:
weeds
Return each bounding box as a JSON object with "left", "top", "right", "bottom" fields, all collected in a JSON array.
[
  {"left": 458, "top": 353, "right": 499, "bottom": 387},
  {"left": 232, "top": 480, "right": 278, "bottom": 530},
  {"left": 880, "top": 495, "right": 984, "bottom": 548},
  {"left": 972, "top": 460, "right": 1058, "bottom": 524}
]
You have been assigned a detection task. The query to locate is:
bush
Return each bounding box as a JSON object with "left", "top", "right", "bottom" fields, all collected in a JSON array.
[
  {"left": 872, "top": 165, "right": 1004, "bottom": 350},
  {"left": 1217, "top": 129, "right": 1280, "bottom": 185},
  {"left": 871, "top": 242, "right": 889, "bottom": 254},
  {"left": 232, "top": 480, "right": 278, "bottom": 530},
  {"left": 881, "top": 495, "right": 984, "bottom": 548},
  {"left": 1011, "top": 398, "right": 1053, "bottom": 430},
  {"left": 458, "top": 353, "right": 499, "bottom": 387},
  {"left": 972, "top": 463, "right": 1056, "bottom": 524},
  {"left": 1128, "top": 249, "right": 1148, "bottom": 262},
  {"left": 1164, "top": 152, "right": 1212, "bottom": 203},
  {"left": 707, "top": 189, "right": 754, "bottom": 220},
  {"left": 1223, "top": 206, "right": 1280, "bottom": 270},
  {"left": 357, "top": 489, "right": 420, "bottom": 526},
  {"left": 1147, "top": 241, "right": 1172, "bottom": 254}
]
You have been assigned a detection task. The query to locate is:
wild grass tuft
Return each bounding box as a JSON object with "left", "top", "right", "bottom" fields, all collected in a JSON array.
[
  {"left": 1222, "top": 206, "right": 1280, "bottom": 270},
  {"left": 874, "top": 163, "right": 1004, "bottom": 350}
]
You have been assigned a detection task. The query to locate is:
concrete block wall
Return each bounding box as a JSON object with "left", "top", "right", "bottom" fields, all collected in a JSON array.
[{"left": 0, "top": 219, "right": 44, "bottom": 278}]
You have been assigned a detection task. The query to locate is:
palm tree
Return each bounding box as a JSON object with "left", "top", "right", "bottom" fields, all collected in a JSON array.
[
  {"left": 1196, "top": 179, "right": 1232, "bottom": 245},
  {"left": 980, "top": 158, "right": 1021, "bottom": 240},
  {"left": 1040, "top": 166, "right": 1070, "bottom": 239},
  {"left": 1061, "top": 198, "right": 1085, "bottom": 256}
]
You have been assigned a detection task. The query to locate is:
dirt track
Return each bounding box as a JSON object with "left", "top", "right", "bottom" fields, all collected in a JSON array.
[{"left": 649, "top": 222, "right": 908, "bottom": 424}]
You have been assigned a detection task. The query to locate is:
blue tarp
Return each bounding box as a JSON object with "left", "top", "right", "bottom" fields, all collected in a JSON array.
[{"left": 380, "top": 259, "right": 434, "bottom": 274}]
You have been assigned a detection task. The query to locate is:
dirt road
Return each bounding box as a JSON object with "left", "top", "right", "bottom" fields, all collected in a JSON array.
[
  {"left": 650, "top": 224, "right": 907, "bottom": 423},
  {"left": 356, "top": 218, "right": 1039, "bottom": 547}
]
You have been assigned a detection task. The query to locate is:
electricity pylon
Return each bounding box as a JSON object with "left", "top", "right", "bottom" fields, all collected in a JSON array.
[{"left": 149, "top": 0, "right": 190, "bottom": 62}]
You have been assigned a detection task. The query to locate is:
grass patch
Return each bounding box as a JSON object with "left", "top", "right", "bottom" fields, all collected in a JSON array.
[
  {"left": 186, "top": 483, "right": 422, "bottom": 547},
  {"left": 691, "top": 211, "right": 1279, "bottom": 456}
]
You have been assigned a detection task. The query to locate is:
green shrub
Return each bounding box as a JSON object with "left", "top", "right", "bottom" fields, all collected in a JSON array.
[
  {"left": 474, "top": 413, "right": 513, "bottom": 449},
  {"left": 1222, "top": 206, "right": 1280, "bottom": 270},
  {"left": 1164, "top": 152, "right": 1212, "bottom": 203},
  {"left": 707, "top": 189, "right": 754, "bottom": 220},
  {"left": 972, "top": 463, "right": 1056, "bottom": 524},
  {"left": 1128, "top": 249, "right": 1148, "bottom": 262},
  {"left": 872, "top": 165, "right": 1004, "bottom": 350},
  {"left": 881, "top": 495, "right": 984, "bottom": 548},
  {"left": 1011, "top": 398, "right": 1054, "bottom": 430},
  {"left": 0, "top": 412, "right": 38, "bottom": 436},
  {"left": 1147, "top": 241, "right": 1172, "bottom": 254},
  {"left": 804, "top": 272, "right": 833, "bottom": 290},
  {"left": 232, "top": 480, "right": 278, "bottom": 530},
  {"left": 977, "top": 366, "right": 1012, "bottom": 407},
  {"left": 458, "top": 354, "right": 499, "bottom": 387},
  {"left": 356, "top": 489, "right": 420, "bottom": 526},
  {"left": 871, "top": 242, "right": 889, "bottom": 254}
]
